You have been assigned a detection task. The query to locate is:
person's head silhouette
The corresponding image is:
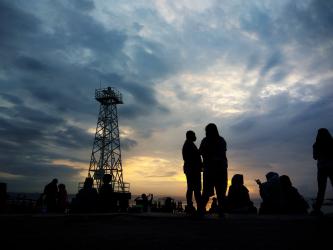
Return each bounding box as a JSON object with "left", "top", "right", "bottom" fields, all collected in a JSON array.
[
  {"left": 52, "top": 178, "right": 58, "bottom": 185},
  {"left": 265, "top": 172, "right": 279, "bottom": 181},
  {"left": 280, "top": 175, "right": 292, "bottom": 188},
  {"left": 205, "top": 123, "right": 219, "bottom": 139},
  {"left": 231, "top": 174, "right": 244, "bottom": 187},
  {"left": 186, "top": 130, "right": 196, "bottom": 142},
  {"left": 58, "top": 183, "right": 66, "bottom": 191},
  {"left": 316, "top": 128, "right": 332, "bottom": 143}
]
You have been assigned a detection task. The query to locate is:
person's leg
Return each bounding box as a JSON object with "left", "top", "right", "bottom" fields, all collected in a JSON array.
[
  {"left": 313, "top": 167, "right": 328, "bottom": 211},
  {"left": 200, "top": 171, "right": 213, "bottom": 213},
  {"left": 193, "top": 171, "right": 202, "bottom": 209},
  {"left": 328, "top": 167, "right": 333, "bottom": 187},
  {"left": 215, "top": 168, "right": 228, "bottom": 213},
  {"left": 186, "top": 173, "right": 194, "bottom": 207},
  {"left": 200, "top": 194, "right": 209, "bottom": 212}
]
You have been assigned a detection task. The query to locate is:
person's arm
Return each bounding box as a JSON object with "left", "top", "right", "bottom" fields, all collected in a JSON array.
[
  {"left": 313, "top": 143, "right": 318, "bottom": 160},
  {"left": 198, "top": 139, "right": 204, "bottom": 155}
]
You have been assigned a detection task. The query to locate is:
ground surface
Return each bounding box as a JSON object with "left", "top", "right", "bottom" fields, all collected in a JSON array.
[{"left": 1, "top": 212, "right": 332, "bottom": 250}]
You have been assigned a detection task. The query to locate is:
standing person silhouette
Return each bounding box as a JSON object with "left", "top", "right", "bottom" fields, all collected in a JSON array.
[
  {"left": 182, "top": 130, "right": 202, "bottom": 213},
  {"left": 199, "top": 123, "right": 228, "bottom": 216},
  {"left": 57, "top": 183, "right": 68, "bottom": 213},
  {"left": 43, "top": 178, "right": 58, "bottom": 212},
  {"left": 311, "top": 128, "right": 333, "bottom": 215}
]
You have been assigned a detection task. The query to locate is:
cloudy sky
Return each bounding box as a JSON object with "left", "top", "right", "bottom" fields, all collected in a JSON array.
[{"left": 0, "top": 0, "right": 332, "bottom": 199}]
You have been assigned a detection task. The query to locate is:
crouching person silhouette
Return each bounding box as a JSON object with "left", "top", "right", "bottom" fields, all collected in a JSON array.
[
  {"left": 182, "top": 130, "right": 202, "bottom": 214},
  {"left": 280, "top": 175, "right": 308, "bottom": 214},
  {"left": 257, "top": 172, "right": 281, "bottom": 214}
]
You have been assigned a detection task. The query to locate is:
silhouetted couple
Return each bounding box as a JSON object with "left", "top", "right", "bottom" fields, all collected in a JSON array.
[
  {"left": 183, "top": 123, "right": 228, "bottom": 216},
  {"left": 257, "top": 172, "right": 308, "bottom": 214},
  {"left": 43, "top": 178, "right": 68, "bottom": 213}
]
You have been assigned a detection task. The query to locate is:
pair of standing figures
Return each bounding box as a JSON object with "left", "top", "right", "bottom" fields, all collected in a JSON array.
[{"left": 182, "top": 123, "right": 228, "bottom": 214}]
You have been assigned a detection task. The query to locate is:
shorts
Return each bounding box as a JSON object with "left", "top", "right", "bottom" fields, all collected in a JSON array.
[{"left": 203, "top": 168, "right": 228, "bottom": 197}]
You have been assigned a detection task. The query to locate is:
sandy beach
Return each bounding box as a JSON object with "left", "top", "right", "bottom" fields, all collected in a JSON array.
[{"left": 1, "top": 212, "right": 332, "bottom": 250}]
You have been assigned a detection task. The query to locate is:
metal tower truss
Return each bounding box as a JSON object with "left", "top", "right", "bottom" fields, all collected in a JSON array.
[{"left": 88, "top": 87, "right": 130, "bottom": 194}]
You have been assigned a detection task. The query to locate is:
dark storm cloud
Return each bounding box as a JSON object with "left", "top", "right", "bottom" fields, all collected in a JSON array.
[
  {"left": 283, "top": 0, "right": 333, "bottom": 45},
  {"left": 0, "top": 0, "right": 178, "bottom": 191},
  {"left": 0, "top": 93, "right": 23, "bottom": 105},
  {"left": 14, "top": 56, "right": 49, "bottom": 72},
  {"left": 0, "top": 0, "right": 170, "bottom": 116},
  {"left": 71, "top": 0, "right": 95, "bottom": 12},
  {"left": 0, "top": 94, "right": 93, "bottom": 187},
  {"left": 0, "top": 0, "right": 40, "bottom": 46}
]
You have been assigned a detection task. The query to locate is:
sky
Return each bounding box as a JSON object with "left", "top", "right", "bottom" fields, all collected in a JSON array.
[{"left": 0, "top": 0, "right": 332, "bottom": 199}]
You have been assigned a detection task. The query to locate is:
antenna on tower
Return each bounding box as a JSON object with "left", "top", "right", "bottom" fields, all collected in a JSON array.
[{"left": 85, "top": 86, "right": 131, "bottom": 210}]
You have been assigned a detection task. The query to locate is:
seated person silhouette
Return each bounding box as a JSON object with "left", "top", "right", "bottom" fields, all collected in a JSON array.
[
  {"left": 73, "top": 177, "right": 98, "bottom": 213},
  {"left": 256, "top": 172, "right": 281, "bottom": 214},
  {"left": 280, "top": 175, "right": 309, "bottom": 214},
  {"left": 99, "top": 174, "right": 115, "bottom": 212},
  {"left": 209, "top": 197, "right": 219, "bottom": 214},
  {"left": 227, "top": 174, "right": 257, "bottom": 214}
]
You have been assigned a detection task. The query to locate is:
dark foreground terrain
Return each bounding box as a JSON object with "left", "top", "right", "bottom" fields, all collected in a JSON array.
[{"left": 0, "top": 213, "right": 332, "bottom": 250}]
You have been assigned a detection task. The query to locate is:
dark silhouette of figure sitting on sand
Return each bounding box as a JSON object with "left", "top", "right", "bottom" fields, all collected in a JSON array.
[
  {"left": 227, "top": 174, "right": 257, "bottom": 214},
  {"left": 43, "top": 178, "right": 58, "bottom": 212},
  {"left": 135, "top": 193, "right": 153, "bottom": 212},
  {"left": 279, "top": 175, "right": 308, "bottom": 214},
  {"left": 209, "top": 197, "right": 218, "bottom": 214},
  {"left": 199, "top": 123, "right": 228, "bottom": 216},
  {"left": 73, "top": 177, "right": 98, "bottom": 213},
  {"left": 256, "top": 172, "right": 281, "bottom": 214},
  {"left": 311, "top": 128, "right": 333, "bottom": 216},
  {"left": 99, "top": 174, "right": 114, "bottom": 212},
  {"left": 182, "top": 130, "right": 202, "bottom": 213},
  {"left": 57, "top": 183, "right": 68, "bottom": 213}
]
